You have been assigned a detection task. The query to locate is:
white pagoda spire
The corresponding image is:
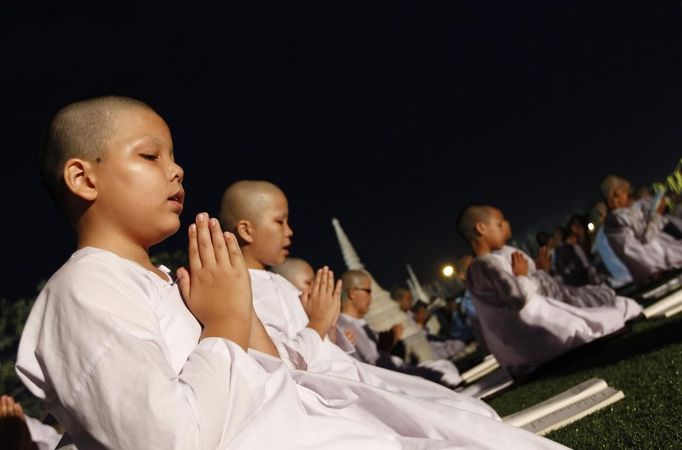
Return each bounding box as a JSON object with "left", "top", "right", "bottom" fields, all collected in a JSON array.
[
  {"left": 332, "top": 218, "right": 364, "bottom": 270},
  {"left": 406, "top": 263, "right": 430, "bottom": 303}
]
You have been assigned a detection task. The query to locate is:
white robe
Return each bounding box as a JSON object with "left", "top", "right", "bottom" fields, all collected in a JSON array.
[
  {"left": 466, "top": 252, "right": 642, "bottom": 377},
  {"left": 604, "top": 199, "right": 682, "bottom": 284},
  {"left": 250, "top": 269, "right": 569, "bottom": 449},
  {"left": 337, "top": 313, "right": 381, "bottom": 365},
  {"left": 15, "top": 248, "right": 418, "bottom": 450}
]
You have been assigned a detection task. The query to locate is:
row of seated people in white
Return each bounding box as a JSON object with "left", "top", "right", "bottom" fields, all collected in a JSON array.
[
  {"left": 602, "top": 195, "right": 682, "bottom": 285},
  {"left": 248, "top": 265, "right": 569, "bottom": 448},
  {"left": 468, "top": 244, "right": 642, "bottom": 378},
  {"left": 17, "top": 248, "right": 568, "bottom": 448}
]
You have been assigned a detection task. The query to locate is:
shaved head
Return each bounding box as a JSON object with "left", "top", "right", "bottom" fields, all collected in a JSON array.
[
  {"left": 39, "top": 96, "right": 153, "bottom": 203},
  {"left": 272, "top": 257, "right": 314, "bottom": 291},
  {"left": 456, "top": 204, "right": 494, "bottom": 241},
  {"left": 600, "top": 175, "right": 630, "bottom": 200},
  {"left": 219, "top": 180, "right": 285, "bottom": 232},
  {"left": 341, "top": 270, "right": 370, "bottom": 302}
]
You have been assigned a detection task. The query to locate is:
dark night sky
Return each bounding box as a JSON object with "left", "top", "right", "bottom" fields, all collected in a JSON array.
[{"left": 2, "top": 1, "right": 682, "bottom": 300}]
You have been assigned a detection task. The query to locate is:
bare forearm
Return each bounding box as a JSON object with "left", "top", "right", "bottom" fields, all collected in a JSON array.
[
  {"left": 306, "top": 320, "right": 329, "bottom": 339},
  {"left": 248, "top": 311, "right": 279, "bottom": 357},
  {"left": 201, "top": 310, "right": 251, "bottom": 351}
]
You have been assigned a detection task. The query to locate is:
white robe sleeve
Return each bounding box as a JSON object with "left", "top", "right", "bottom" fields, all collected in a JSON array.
[
  {"left": 337, "top": 315, "right": 380, "bottom": 365},
  {"left": 468, "top": 255, "right": 534, "bottom": 311},
  {"left": 17, "top": 260, "right": 266, "bottom": 450}
]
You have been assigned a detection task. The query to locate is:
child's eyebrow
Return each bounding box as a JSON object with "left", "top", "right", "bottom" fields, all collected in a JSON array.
[{"left": 130, "top": 136, "right": 173, "bottom": 154}]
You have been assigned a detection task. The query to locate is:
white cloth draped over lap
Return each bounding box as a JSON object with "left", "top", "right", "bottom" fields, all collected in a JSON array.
[
  {"left": 604, "top": 199, "right": 682, "bottom": 284},
  {"left": 467, "top": 253, "right": 642, "bottom": 377},
  {"left": 15, "top": 248, "right": 411, "bottom": 450},
  {"left": 252, "top": 351, "right": 568, "bottom": 449},
  {"left": 250, "top": 269, "right": 570, "bottom": 449}
]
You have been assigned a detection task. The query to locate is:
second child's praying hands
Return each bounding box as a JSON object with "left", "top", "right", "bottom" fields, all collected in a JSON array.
[{"left": 303, "top": 266, "right": 342, "bottom": 339}]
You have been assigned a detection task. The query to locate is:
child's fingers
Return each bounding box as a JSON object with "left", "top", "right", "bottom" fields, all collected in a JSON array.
[
  {"left": 319, "top": 266, "right": 329, "bottom": 294},
  {"left": 223, "top": 232, "right": 243, "bottom": 267},
  {"left": 177, "top": 268, "right": 191, "bottom": 304},
  {"left": 196, "top": 213, "right": 216, "bottom": 267},
  {"left": 332, "top": 279, "right": 343, "bottom": 301},
  {"left": 209, "top": 218, "right": 229, "bottom": 265},
  {"left": 187, "top": 224, "right": 202, "bottom": 270},
  {"left": 311, "top": 269, "right": 323, "bottom": 297},
  {"left": 325, "top": 269, "right": 334, "bottom": 295}
]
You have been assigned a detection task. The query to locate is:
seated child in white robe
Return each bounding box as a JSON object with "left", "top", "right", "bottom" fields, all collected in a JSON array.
[
  {"left": 219, "top": 180, "right": 570, "bottom": 448},
  {"left": 600, "top": 175, "right": 682, "bottom": 284},
  {"left": 458, "top": 204, "right": 642, "bottom": 378},
  {"left": 15, "top": 97, "right": 413, "bottom": 450}
]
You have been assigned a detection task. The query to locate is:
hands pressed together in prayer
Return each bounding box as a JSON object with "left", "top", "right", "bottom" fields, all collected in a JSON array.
[
  {"left": 177, "top": 213, "right": 252, "bottom": 349},
  {"left": 511, "top": 251, "right": 529, "bottom": 277},
  {"left": 303, "top": 266, "right": 343, "bottom": 339}
]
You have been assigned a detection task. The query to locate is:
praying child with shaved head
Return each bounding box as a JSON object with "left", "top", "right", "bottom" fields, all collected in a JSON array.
[
  {"left": 600, "top": 174, "right": 682, "bottom": 284},
  {"left": 458, "top": 204, "right": 642, "bottom": 378},
  {"left": 14, "top": 96, "right": 272, "bottom": 448}
]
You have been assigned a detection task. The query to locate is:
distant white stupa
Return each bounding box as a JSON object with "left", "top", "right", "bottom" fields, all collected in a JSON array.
[
  {"left": 406, "top": 264, "right": 430, "bottom": 303},
  {"left": 332, "top": 218, "right": 433, "bottom": 362}
]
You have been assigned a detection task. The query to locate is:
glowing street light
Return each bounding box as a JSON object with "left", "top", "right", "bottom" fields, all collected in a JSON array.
[
  {"left": 587, "top": 222, "right": 595, "bottom": 232},
  {"left": 442, "top": 265, "right": 455, "bottom": 278}
]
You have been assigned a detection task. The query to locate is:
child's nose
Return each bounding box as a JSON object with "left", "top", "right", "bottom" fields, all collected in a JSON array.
[{"left": 171, "top": 161, "right": 184, "bottom": 183}]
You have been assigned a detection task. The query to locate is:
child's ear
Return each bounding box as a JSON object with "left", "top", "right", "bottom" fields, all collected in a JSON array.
[
  {"left": 236, "top": 219, "right": 254, "bottom": 244},
  {"left": 474, "top": 221, "right": 487, "bottom": 237},
  {"left": 63, "top": 158, "right": 97, "bottom": 201}
]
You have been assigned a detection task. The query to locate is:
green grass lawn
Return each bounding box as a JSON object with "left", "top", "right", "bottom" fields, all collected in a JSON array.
[{"left": 487, "top": 314, "right": 682, "bottom": 449}]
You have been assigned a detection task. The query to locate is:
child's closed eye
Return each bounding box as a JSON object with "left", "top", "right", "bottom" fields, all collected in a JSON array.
[{"left": 141, "top": 154, "right": 159, "bottom": 161}]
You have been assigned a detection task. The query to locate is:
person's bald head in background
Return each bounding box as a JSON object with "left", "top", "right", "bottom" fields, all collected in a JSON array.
[
  {"left": 272, "top": 257, "right": 315, "bottom": 295},
  {"left": 219, "top": 180, "right": 286, "bottom": 234},
  {"left": 600, "top": 175, "right": 632, "bottom": 210},
  {"left": 219, "top": 180, "right": 293, "bottom": 269}
]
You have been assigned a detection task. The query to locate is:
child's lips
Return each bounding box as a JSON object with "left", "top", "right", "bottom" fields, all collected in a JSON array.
[{"left": 168, "top": 189, "right": 185, "bottom": 211}]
